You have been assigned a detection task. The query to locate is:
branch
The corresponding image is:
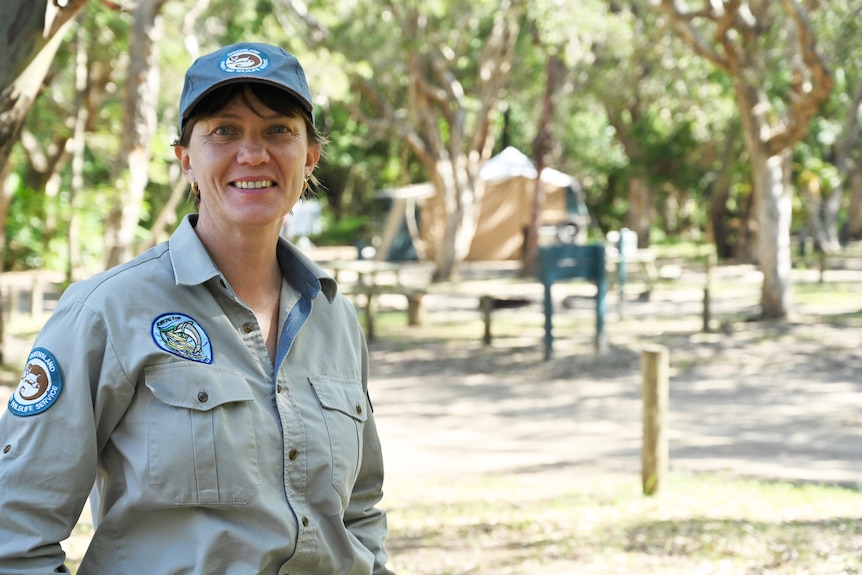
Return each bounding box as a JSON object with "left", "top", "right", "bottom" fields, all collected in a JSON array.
[
  {"left": 653, "top": 0, "right": 729, "bottom": 71},
  {"left": 767, "top": 0, "right": 833, "bottom": 152}
]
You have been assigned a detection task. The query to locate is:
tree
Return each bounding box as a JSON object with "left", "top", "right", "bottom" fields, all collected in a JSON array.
[
  {"left": 653, "top": 0, "right": 833, "bottom": 319},
  {"left": 807, "top": 2, "right": 862, "bottom": 244},
  {"left": 279, "top": 0, "right": 526, "bottom": 281},
  {"left": 0, "top": 0, "right": 87, "bottom": 363},
  {"left": 1, "top": 0, "right": 88, "bottom": 264},
  {"left": 102, "top": 0, "right": 168, "bottom": 267}
]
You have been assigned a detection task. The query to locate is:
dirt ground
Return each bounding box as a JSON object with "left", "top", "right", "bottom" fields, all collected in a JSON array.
[{"left": 1, "top": 258, "right": 861, "bottom": 572}]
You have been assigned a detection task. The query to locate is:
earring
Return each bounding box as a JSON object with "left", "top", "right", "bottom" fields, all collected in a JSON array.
[{"left": 192, "top": 182, "right": 200, "bottom": 195}]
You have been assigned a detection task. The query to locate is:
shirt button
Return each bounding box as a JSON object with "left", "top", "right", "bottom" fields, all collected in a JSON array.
[
  {"left": 2, "top": 444, "right": 10, "bottom": 454},
  {"left": 288, "top": 449, "right": 298, "bottom": 461},
  {"left": 219, "top": 279, "right": 226, "bottom": 288},
  {"left": 301, "top": 516, "right": 309, "bottom": 527},
  {"left": 197, "top": 390, "right": 209, "bottom": 403},
  {"left": 355, "top": 404, "right": 363, "bottom": 415},
  {"left": 277, "top": 385, "right": 283, "bottom": 394},
  {"left": 243, "top": 322, "right": 254, "bottom": 333}
]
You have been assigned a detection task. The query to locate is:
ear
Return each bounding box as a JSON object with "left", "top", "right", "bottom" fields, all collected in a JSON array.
[
  {"left": 305, "top": 144, "right": 321, "bottom": 175},
  {"left": 174, "top": 146, "right": 195, "bottom": 184}
]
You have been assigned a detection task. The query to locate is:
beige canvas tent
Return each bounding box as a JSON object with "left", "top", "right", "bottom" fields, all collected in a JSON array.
[{"left": 376, "top": 147, "right": 590, "bottom": 261}]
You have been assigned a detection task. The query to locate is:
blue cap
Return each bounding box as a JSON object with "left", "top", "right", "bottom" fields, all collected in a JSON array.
[{"left": 178, "top": 42, "right": 313, "bottom": 131}]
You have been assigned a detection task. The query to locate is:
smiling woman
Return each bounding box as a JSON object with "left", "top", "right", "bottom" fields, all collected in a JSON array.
[{"left": 0, "top": 42, "right": 394, "bottom": 575}]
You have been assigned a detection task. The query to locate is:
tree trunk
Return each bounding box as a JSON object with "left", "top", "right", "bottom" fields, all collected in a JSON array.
[
  {"left": 103, "top": 0, "right": 166, "bottom": 268},
  {"left": 429, "top": 156, "right": 484, "bottom": 281},
  {"left": 626, "top": 177, "right": 651, "bottom": 248},
  {"left": 523, "top": 52, "right": 564, "bottom": 278},
  {"left": 67, "top": 23, "right": 89, "bottom": 282},
  {"left": 708, "top": 120, "right": 741, "bottom": 259},
  {"left": 845, "top": 166, "right": 862, "bottom": 241},
  {"left": 751, "top": 146, "right": 794, "bottom": 318}
]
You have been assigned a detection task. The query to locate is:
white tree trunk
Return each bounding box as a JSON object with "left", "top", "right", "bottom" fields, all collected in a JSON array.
[{"left": 752, "top": 148, "right": 794, "bottom": 318}]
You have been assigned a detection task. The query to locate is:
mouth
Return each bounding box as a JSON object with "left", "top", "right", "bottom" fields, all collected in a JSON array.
[{"left": 232, "top": 180, "right": 276, "bottom": 190}]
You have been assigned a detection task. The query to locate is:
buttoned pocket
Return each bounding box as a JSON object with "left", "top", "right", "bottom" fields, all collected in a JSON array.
[
  {"left": 145, "top": 364, "right": 262, "bottom": 505},
  {"left": 309, "top": 376, "right": 368, "bottom": 508}
]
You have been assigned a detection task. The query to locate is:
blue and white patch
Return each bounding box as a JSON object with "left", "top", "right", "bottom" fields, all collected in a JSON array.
[
  {"left": 151, "top": 313, "right": 213, "bottom": 364},
  {"left": 9, "top": 348, "right": 63, "bottom": 417},
  {"left": 220, "top": 47, "right": 269, "bottom": 74}
]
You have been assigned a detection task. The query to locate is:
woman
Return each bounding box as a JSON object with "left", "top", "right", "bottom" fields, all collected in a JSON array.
[{"left": 0, "top": 42, "right": 394, "bottom": 574}]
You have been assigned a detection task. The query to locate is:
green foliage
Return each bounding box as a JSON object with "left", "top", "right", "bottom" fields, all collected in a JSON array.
[{"left": 4, "top": 0, "right": 858, "bottom": 271}]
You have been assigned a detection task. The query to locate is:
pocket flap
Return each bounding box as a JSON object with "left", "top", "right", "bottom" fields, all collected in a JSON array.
[
  {"left": 145, "top": 364, "right": 254, "bottom": 412},
  {"left": 309, "top": 376, "right": 368, "bottom": 423}
]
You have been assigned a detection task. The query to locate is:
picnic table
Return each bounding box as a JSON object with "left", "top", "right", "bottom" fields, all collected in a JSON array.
[{"left": 327, "top": 259, "right": 427, "bottom": 341}]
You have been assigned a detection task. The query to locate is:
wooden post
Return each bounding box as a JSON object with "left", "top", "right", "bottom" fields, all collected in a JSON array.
[
  {"left": 406, "top": 292, "right": 425, "bottom": 326},
  {"left": 641, "top": 345, "right": 669, "bottom": 496},
  {"left": 480, "top": 296, "right": 494, "bottom": 345},
  {"left": 702, "top": 249, "right": 715, "bottom": 333},
  {"left": 364, "top": 292, "right": 376, "bottom": 342}
]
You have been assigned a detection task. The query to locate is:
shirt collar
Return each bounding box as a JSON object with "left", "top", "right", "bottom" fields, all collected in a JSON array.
[{"left": 169, "top": 214, "right": 338, "bottom": 303}]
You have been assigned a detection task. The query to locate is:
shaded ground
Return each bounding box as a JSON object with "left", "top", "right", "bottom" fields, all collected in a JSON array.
[
  {"left": 1, "top": 258, "right": 861, "bottom": 572},
  {"left": 365, "top": 259, "right": 862, "bottom": 486}
]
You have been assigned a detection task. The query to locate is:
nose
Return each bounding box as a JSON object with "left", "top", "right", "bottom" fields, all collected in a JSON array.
[{"left": 236, "top": 136, "right": 269, "bottom": 165}]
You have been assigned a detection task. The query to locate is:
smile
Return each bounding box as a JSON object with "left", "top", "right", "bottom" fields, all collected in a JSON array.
[{"left": 233, "top": 180, "right": 275, "bottom": 189}]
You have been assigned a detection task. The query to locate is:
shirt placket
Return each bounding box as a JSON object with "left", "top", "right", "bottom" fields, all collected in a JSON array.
[{"left": 275, "top": 294, "right": 319, "bottom": 567}]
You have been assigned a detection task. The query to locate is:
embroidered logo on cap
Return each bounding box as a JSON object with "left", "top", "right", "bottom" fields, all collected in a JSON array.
[
  {"left": 220, "top": 47, "right": 269, "bottom": 74},
  {"left": 8, "top": 348, "right": 63, "bottom": 417},
  {"left": 151, "top": 313, "right": 213, "bottom": 364}
]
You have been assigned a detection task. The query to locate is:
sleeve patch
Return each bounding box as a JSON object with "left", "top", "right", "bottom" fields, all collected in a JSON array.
[{"left": 8, "top": 348, "right": 63, "bottom": 417}]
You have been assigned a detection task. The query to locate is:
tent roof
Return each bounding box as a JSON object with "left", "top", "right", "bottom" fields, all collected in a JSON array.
[{"left": 479, "top": 146, "right": 575, "bottom": 188}]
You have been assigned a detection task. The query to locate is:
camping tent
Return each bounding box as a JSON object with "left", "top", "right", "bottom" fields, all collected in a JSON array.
[{"left": 375, "top": 146, "right": 590, "bottom": 261}]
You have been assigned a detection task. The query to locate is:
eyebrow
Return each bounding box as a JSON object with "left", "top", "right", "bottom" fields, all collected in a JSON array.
[{"left": 213, "top": 110, "right": 300, "bottom": 122}]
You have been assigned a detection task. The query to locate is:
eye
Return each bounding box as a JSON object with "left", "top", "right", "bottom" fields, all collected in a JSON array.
[
  {"left": 269, "top": 124, "right": 294, "bottom": 136},
  {"left": 213, "top": 125, "right": 234, "bottom": 136}
]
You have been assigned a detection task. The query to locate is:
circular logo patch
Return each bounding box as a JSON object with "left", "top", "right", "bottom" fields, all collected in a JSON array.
[
  {"left": 220, "top": 48, "right": 269, "bottom": 74},
  {"left": 151, "top": 313, "right": 213, "bottom": 364},
  {"left": 9, "top": 348, "right": 63, "bottom": 417}
]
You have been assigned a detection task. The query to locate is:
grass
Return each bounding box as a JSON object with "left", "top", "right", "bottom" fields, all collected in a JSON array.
[{"left": 385, "top": 471, "right": 862, "bottom": 574}]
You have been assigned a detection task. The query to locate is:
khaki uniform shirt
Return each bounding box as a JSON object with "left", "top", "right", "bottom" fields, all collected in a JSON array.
[{"left": 0, "top": 215, "right": 393, "bottom": 574}]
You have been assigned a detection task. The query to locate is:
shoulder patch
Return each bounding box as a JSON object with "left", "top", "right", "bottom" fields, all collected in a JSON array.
[
  {"left": 9, "top": 348, "right": 63, "bottom": 417},
  {"left": 151, "top": 313, "right": 213, "bottom": 364}
]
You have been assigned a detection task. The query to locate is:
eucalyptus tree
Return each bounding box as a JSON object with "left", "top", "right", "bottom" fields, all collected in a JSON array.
[
  {"left": 0, "top": 0, "right": 87, "bottom": 268},
  {"left": 102, "top": 0, "right": 169, "bottom": 268},
  {"left": 653, "top": 0, "right": 833, "bottom": 320},
  {"left": 805, "top": 2, "right": 862, "bottom": 244},
  {"left": 0, "top": 0, "right": 86, "bottom": 363},
  {"left": 582, "top": 3, "right": 740, "bottom": 250},
  {"left": 278, "top": 0, "right": 526, "bottom": 281}
]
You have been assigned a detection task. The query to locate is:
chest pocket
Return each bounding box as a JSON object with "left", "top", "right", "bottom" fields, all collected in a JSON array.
[
  {"left": 309, "top": 376, "right": 368, "bottom": 508},
  {"left": 145, "top": 364, "right": 262, "bottom": 505}
]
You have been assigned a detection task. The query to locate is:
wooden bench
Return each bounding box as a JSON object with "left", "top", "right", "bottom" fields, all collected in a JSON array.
[{"left": 478, "top": 295, "right": 533, "bottom": 345}]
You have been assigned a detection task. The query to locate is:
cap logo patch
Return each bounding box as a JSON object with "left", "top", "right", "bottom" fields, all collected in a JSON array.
[
  {"left": 8, "top": 348, "right": 63, "bottom": 417},
  {"left": 220, "top": 48, "right": 269, "bottom": 74},
  {"left": 151, "top": 313, "right": 213, "bottom": 364}
]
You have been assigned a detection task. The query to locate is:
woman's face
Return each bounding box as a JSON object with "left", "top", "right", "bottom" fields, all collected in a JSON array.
[{"left": 175, "top": 87, "right": 320, "bottom": 234}]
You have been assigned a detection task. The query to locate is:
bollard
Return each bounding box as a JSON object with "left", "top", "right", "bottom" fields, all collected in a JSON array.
[{"left": 641, "top": 344, "right": 669, "bottom": 496}]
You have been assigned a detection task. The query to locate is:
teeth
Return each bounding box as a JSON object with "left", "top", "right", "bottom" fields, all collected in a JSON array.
[{"left": 233, "top": 180, "right": 274, "bottom": 189}]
